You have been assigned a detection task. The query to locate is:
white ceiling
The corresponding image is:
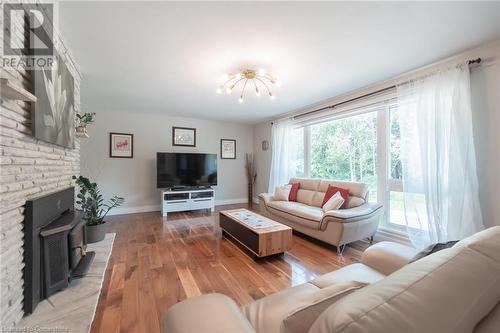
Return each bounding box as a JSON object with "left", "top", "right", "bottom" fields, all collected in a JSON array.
[{"left": 59, "top": 1, "right": 500, "bottom": 124}]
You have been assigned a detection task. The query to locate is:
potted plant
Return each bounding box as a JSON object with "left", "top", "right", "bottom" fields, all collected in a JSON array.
[
  {"left": 73, "top": 175, "right": 124, "bottom": 243},
  {"left": 75, "top": 112, "right": 96, "bottom": 138}
]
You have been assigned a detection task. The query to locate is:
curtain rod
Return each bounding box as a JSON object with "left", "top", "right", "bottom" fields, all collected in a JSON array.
[{"left": 272, "top": 57, "right": 481, "bottom": 125}]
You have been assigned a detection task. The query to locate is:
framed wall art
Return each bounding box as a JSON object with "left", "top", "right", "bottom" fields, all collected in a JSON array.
[
  {"left": 172, "top": 127, "right": 196, "bottom": 147},
  {"left": 220, "top": 139, "right": 236, "bottom": 159},
  {"left": 110, "top": 132, "right": 133, "bottom": 158}
]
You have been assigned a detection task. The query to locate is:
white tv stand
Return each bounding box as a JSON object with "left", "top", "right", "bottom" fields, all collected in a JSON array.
[{"left": 161, "top": 187, "right": 215, "bottom": 218}]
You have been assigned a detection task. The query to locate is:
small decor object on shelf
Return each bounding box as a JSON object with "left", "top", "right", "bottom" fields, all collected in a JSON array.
[
  {"left": 73, "top": 175, "right": 124, "bottom": 243},
  {"left": 245, "top": 153, "right": 257, "bottom": 208},
  {"left": 75, "top": 112, "right": 96, "bottom": 138},
  {"left": 172, "top": 126, "right": 196, "bottom": 147},
  {"left": 110, "top": 132, "right": 133, "bottom": 158},
  {"left": 221, "top": 139, "right": 236, "bottom": 159}
]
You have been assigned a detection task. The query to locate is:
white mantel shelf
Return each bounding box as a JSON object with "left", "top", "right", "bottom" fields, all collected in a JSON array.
[{"left": 0, "top": 78, "right": 37, "bottom": 102}]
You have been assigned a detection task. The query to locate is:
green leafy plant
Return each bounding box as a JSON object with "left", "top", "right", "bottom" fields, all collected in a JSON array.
[
  {"left": 72, "top": 175, "right": 124, "bottom": 226},
  {"left": 76, "top": 112, "right": 96, "bottom": 127}
]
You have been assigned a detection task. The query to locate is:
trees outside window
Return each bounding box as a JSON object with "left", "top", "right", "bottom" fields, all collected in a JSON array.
[
  {"left": 308, "top": 112, "right": 378, "bottom": 201},
  {"left": 289, "top": 104, "right": 417, "bottom": 232}
]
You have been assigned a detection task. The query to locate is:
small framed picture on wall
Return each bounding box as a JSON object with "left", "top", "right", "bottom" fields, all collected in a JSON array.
[
  {"left": 172, "top": 127, "right": 196, "bottom": 147},
  {"left": 220, "top": 139, "right": 236, "bottom": 159},
  {"left": 110, "top": 132, "right": 133, "bottom": 158}
]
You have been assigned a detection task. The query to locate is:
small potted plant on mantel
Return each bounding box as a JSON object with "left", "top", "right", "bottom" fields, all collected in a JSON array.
[
  {"left": 73, "top": 175, "right": 124, "bottom": 243},
  {"left": 75, "top": 112, "right": 96, "bottom": 138}
]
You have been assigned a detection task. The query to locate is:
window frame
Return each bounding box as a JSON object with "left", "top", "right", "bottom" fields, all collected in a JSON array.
[{"left": 293, "top": 102, "right": 408, "bottom": 233}]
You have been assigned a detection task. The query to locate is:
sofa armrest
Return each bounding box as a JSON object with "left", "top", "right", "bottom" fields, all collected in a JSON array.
[
  {"left": 163, "top": 293, "right": 255, "bottom": 333},
  {"left": 323, "top": 202, "right": 383, "bottom": 220},
  {"left": 361, "top": 241, "right": 419, "bottom": 275},
  {"left": 258, "top": 192, "right": 273, "bottom": 205}
]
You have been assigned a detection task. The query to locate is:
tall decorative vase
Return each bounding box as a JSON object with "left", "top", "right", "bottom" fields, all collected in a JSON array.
[
  {"left": 248, "top": 183, "right": 253, "bottom": 208},
  {"left": 245, "top": 153, "right": 257, "bottom": 210}
]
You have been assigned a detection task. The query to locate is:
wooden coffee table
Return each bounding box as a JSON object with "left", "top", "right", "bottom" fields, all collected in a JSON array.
[{"left": 219, "top": 209, "right": 292, "bottom": 259}]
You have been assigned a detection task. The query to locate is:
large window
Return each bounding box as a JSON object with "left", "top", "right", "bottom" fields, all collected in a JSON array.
[
  {"left": 308, "top": 112, "right": 378, "bottom": 201},
  {"left": 292, "top": 102, "right": 421, "bottom": 233}
]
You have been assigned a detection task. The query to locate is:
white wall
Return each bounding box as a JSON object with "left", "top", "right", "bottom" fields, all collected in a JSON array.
[
  {"left": 80, "top": 110, "right": 254, "bottom": 214},
  {"left": 253, "top": 122, "right": 272, "bottom": 197},
  {"left": 253, "top": 42, "right": 500, "bottom": 227}
]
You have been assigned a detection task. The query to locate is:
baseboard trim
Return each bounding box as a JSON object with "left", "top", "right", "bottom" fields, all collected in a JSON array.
[
  {"left": 108, "top": 198, "right": 250, "bottom": 216},
  {"left": 108, "top": 205, "right": 160, "bottom": 216},
  {"left": 215, "top": 198, "right": 248, "bottom": 205}
]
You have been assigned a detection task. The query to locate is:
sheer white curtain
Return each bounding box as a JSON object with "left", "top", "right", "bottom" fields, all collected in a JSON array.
[
  {"left": 268, "top": 118, "right": 295, "bottom": 193},
  {"left": 397, "top": 65, "right": 484, "bottom": 249}
]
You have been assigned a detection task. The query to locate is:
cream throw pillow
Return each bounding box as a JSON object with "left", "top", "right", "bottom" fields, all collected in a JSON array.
[
  {"left": 273, "top": 184, "right": 292, "bottom": 201},
  {"left": 280, "top": 281, "right": 366, "bottom": 333},
  {"left": 322, "top": 192, "right": 345, "bottom": 212}
]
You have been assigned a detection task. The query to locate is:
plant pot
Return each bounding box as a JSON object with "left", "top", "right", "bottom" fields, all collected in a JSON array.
[
  {"left": 75, "top": 126, "right": 89, "bottom": 138},
  {"left": 85, "top": 223, "right": 106, "bottom": 243}
]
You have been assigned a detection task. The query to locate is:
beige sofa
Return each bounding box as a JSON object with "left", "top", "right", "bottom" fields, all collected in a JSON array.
[
  {"left": 163, "top": 226, "right": 500, "bottom": 333},
  {"left": 259, "top": 178, "right": 383, "bottom": 252}
]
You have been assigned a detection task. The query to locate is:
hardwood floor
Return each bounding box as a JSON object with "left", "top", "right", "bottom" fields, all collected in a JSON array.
[{"left": 90, "top": 204, "right": 370, "bottom": 333}]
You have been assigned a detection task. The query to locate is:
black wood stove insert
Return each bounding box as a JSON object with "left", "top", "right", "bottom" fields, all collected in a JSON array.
[{"left": 23, "top": 187, "right": 95, "bottom": 314}]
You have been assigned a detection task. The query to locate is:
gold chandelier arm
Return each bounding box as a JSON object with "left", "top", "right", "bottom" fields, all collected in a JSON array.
[
  {"left": 255, "top": 77, "right": 272, "bottom": 95},
  {"left": 222, "top": 76, "right": 239, "bottom": 87},
  {"left": 252, "top": 79, "right": 259, "bottom": 93},
  {"left": 262, "top": 73, "right": 277, "bottom": 82},
  {"left": 240, "top": 79, "right": 249, "bottom": 98},
  {"left": 227, "top": 77, "right": 245, "bottom": 89}
]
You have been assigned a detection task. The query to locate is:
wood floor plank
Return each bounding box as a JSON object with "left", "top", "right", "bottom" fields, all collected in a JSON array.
[{"left": 91, "top": 204, "right": 369, "bottom": 333}]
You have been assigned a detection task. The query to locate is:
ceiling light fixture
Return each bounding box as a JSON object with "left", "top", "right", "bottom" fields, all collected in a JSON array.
[{"left": 216, "top": 69, "right": 280, "bottom": 103}]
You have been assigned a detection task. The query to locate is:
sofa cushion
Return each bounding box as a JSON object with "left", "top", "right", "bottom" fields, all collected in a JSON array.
[
  {"left": 289, "top": 182, "right": 300, "bottom": 201},
  {"left": 243, "top": 281, "right": 365, "bottom": 333},
  {"left": 290, "top": 178, "right": 320, "bottom": 191},
  {"left": 268, "top": 201, "right": 324, "bottom": 222},
  {"left": 322, "top": 185, "right": 350, "bottom": 208},
  {"left": 310, "top": 263, "right": 385, "bottom": 288},
  {"left": 318, "top": 179, "right": 368, "bottom": 200},
  {"left": 361, "top": 241, "right": 419, "bottom": 275},
  {"left": 273, "top": 184, "right": 292, "bottom": 201},
  {"left": 163, "top": 293, "right": 255, "bottom": 333},
  {"left": 308, "top": 227, "right": 500, "bottom": 333},
  {"left": 243, "top": 283, "right": 320, "bottom": 333},
  {"left": 322, "top": 192, "right": 345, "bottom": 212},
  {"left": 345, "top": 196, "right": 365, "bottom": 209},
  {"left": 281, "top": 281, "right": 366, "bottom": 333},
  {"left": 311, "top": 191, "right": 327, "bottom": 207},
  {"left": 453, "top": 226, "right": 500, "bottom": 264},
  {"left": 474, "top": 301, "right": 500, "bottom": 333},
  {"left": 296, "top": 189, "right": 316, "bottom": 206}
]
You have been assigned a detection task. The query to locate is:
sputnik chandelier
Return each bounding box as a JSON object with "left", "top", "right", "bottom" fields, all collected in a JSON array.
[{"left": 216, "top": 69, "right": 281, "bottom": 103}]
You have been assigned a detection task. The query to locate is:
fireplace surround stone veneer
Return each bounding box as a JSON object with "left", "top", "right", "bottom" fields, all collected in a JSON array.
[{"left": 0, "top": 13, "right": 82, "bottom": 326}]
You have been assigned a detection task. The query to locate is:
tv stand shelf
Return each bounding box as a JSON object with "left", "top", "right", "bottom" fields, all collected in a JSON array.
[{"left": 161, "top": 188, "right": 215, "bottom": 218}]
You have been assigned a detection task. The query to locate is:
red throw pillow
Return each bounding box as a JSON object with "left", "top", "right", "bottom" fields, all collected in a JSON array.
[
  {"left": 322, "top": 185, "right": 350, "bottom": 209},
  {"left": 288, "top": 182, "right": 300, "bottom": 201}
]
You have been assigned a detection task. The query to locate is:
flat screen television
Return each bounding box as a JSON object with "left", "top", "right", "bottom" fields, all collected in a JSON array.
[{"left": 157, "top": 152, "right": 217, "bottom": 188}]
